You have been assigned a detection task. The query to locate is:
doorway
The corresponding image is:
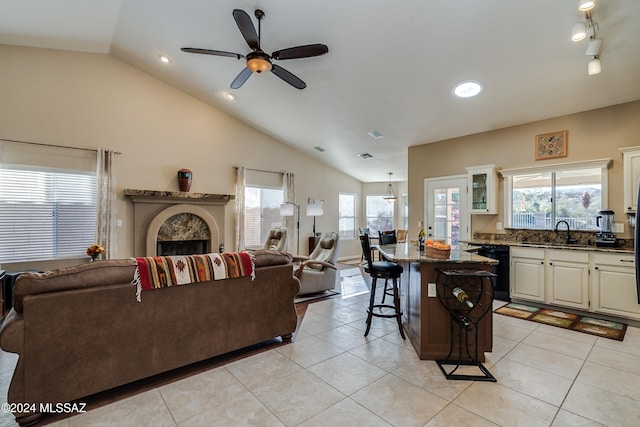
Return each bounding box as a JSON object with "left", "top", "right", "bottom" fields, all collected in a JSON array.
[{"left": 425, "top": 175, "right": 469, "bottom": 249}]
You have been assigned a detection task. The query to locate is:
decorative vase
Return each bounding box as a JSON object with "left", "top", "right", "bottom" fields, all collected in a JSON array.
[
  {"left": 177, "top": 168, "right": 192, "bottom": 192},
  {"left": 91, "top": 254, "right": 99, "bottom": 262}
]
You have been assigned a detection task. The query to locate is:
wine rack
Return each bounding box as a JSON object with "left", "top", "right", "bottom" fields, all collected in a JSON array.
[{"left": 435, "top": 268, "right": 497, "bottom": 382}]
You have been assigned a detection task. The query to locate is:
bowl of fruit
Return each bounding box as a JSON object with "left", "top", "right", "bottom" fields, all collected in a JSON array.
[{"left": 424, "top": 240, "right": 451, "bottom": 259}]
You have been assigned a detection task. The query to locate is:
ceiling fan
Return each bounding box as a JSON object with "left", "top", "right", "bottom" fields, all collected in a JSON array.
[{"left": 181, "top": 9, "right": 329, "bottom": 90}]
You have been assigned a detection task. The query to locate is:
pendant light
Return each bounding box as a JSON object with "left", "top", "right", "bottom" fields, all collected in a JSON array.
[{"left": 383, "top": 172, "right": 397, "bottom": 203}]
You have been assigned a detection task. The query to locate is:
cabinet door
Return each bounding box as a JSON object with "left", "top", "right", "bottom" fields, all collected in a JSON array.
[
  {"left": 547, "top": 250, "right": 589, "bottom": 310},
  {"left": 592, "top": 257, "right": 640, "bottom": 320},
  {"left": 548, "top": 260, "right": 589, "bottom": 310},
  {"left": 620, "top": 147, "right": 640, "bottom": 213},
  {"left": 511, "top": 256, "right": 545, "bottom": 302},
  {"left": 466, "top": 165, "right": 497, "bottom": 214}
]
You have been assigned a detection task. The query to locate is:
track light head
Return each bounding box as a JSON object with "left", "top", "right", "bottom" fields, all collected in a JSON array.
[
  {"left": 572, "top": 22, "right": 587, "bottom": 42},
  {"left": 579, "top": 0, "right": 596, "bottom": 12}
]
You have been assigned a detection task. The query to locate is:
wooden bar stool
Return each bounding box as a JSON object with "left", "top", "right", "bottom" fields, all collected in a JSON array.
[{"left": 359, "top": 234, "right": 405, "bottom": 339}]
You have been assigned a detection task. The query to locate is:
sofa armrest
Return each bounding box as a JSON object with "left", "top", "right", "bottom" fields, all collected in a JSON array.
[{"left": 0, "top": 309, "right": 24, "bottom": 354}]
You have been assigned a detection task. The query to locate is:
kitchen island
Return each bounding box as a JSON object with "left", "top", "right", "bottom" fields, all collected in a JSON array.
[{"left": 377, "top": 243, "right": 498, "bottom": 361}]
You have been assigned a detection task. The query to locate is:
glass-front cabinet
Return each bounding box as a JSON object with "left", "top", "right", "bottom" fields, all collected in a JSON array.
[{"left": 466, "top": 165, "right": 498, "bottom": 214}]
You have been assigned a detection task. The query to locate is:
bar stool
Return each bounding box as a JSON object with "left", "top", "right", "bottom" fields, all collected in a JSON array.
[
  {"left": 377, "top": 230, "right": 397, "bottom": 304},
  {"left": 359, "top": 234, "right": 405, "bottom": 339}
]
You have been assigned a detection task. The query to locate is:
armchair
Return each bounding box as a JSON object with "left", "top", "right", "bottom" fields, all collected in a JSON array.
[
  {"left": 262, "top": 227, "right": 288, "bottom": 251},
  {"left": 294, "top": 232, "right": 339, "bottom": 295}
]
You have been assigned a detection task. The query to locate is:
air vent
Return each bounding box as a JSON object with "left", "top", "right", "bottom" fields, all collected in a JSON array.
[
  {"left": 358, "top": 152, "right": 373, "bottom": 159},
  {"left": 313, "top": 146, "right": 326, "bottom": 152},
  {"left": 367, "top": 130, "right": 384, "bottom": 140}
]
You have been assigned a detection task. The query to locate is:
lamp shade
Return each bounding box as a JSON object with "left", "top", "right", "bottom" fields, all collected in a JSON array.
[
  {"left": 306, "top": 202, "right": 324, "bottom": 217},
  {"left": 280, "top": 203, "right": 295, "bottom": 216},
  {"left": 571, "top": 22, "right": 587, "bottom": 42},
  {"left": 588, "top": 57, "right": 602, "bottom": 75},
  {"left": 578, "top": 0, "right": 595, "bottom": 12}
]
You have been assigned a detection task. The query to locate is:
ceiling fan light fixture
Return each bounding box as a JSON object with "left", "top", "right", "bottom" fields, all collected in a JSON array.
[
  {"left": 246, "top": 52, "right": 272, "bottom": 73},
  {"left": 453, "top": 80, "right": 483, "bottom": 98}
]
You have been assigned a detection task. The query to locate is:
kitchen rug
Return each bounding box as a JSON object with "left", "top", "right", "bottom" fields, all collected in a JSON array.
[{"left": 495, "top": 302, "right": 627, "bottom": 341}]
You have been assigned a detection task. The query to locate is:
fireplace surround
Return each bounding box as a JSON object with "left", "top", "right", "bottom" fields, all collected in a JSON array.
[{"left": 125, "top": 189, "right": 234, "bottom": 257}]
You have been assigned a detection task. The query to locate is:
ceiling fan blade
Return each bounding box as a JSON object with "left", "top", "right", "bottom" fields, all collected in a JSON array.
[
  {"left": 233, "top": 9, "right": 259, "bottom": 50},
  {"left": 181, "top": 47, "right": 243, "bottom": 59},
  {"left": 271, "top": 64, "right": 306, "bottom": 90},
  {"left": 230, "top": 67, "right": 252, "bottom": 89},
  {"left": 272, "top": 44, "right": 329, "bottom": 60}
]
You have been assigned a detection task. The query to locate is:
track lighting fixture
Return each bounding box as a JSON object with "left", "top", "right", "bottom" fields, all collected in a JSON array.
[{"left": 571, "top": 1, "right": 602, "bottom": 76}]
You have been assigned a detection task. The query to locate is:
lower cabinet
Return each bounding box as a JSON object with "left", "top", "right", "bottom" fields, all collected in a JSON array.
[
  {"left": 547, "top": 250, "right": 589, "bottom": 310},
  {"left": 510, "top": 247, "right": 545, "bottom": 302},
  {"left": 510, "top": 247, "right": 640, "bottom": 321},
  {"left": 591, "top": 253, "right": 640, "bottom": 321}
]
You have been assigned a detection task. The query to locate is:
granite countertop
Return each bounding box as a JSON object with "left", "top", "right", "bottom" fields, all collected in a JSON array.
[
  {"left": 378, "top": 243, "right": 498, "bottom": 264},
  {"left": 462, "top": 239, "right": 634, "bottom": 254}
]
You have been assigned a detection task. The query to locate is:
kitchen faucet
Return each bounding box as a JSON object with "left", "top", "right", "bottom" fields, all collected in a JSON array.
[{"left": 554, "top": 220, "right": 577, "bottom": 244}]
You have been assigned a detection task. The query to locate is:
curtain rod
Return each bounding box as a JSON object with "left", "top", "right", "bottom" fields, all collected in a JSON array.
[
  {"left": 233, "top": 166, "right": 287, "bottom": 175},
  {"left": 1, "top": 138, "right": 122, "bottom": 155}
]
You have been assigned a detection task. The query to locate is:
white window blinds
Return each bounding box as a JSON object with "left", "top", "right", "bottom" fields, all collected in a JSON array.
[{"left": 0, "top": 140, "right": 98, "bottom": 262}]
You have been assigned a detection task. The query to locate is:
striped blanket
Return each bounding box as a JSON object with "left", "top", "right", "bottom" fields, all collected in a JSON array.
[{"left": 132, "top": 252, "right": 255, "bottom": 302}]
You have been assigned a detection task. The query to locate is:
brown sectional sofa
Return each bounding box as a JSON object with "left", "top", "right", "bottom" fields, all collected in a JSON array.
[{"left": 0, "top": 250, "right": 299, "bottom": 426}]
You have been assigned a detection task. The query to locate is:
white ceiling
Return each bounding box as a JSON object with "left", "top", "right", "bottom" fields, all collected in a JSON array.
[{"left": 2, "top": 0, "right": 639, "bottom": 182}]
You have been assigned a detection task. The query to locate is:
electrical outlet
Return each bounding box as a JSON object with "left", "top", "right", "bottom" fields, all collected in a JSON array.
[
  {"left": 428, "top": 282, "right": 436, "bottom": 297},
  {"left": 613, "top": 222, "right": 624, "bottom": 233},
  {"left": 116, "top": 219, "right": 123, "bottom": 227},
  {"left": 496, "top": 222, "right": 503, "bottom": 230}
]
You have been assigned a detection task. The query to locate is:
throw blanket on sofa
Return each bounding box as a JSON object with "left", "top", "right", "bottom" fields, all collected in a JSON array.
[{"left": 132, "top": 252, "right": 255, "bottom": 301}]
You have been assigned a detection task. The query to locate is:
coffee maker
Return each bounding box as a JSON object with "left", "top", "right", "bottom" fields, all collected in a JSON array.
[{"left": 595, "top": 210, "right": 616, "bottom": 247}]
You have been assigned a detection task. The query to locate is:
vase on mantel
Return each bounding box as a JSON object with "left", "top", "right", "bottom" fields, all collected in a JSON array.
[{"left": 177, "top": 168, "right": 192, "bottom": 192}]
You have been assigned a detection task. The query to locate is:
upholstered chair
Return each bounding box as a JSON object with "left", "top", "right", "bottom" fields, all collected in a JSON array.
[
  {"left": 294, "top": 232, "right": 340, "bottom": 295},
  {"left": 262, "top": 227, "right": 288, "bottom": 251}
]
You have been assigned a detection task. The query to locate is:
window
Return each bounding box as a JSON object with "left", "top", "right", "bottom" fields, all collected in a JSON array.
[
  {"left": 243, "top": 186, "right": 284, "bottom": 248},
  {"left": 366, "top": 195, "right": 394, "bottom": 234},
  {"left": 338, "top": 193, "right": 356, "bottom": 239},
  {"left": 0, "top": 167, "right": 97, "bottom": 262},
  {"left": 503, "top": 159, "right": 610, "bottom": 230}
]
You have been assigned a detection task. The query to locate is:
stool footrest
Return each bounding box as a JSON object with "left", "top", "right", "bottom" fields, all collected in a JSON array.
[
  {"left": 436, "top": 359, "right": 497, "bottom": 382},
  {"left": 367, "top": 304, "right": 403, "bottom": 319}
]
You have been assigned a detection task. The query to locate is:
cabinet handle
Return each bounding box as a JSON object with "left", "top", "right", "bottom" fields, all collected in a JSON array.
[
  {"left": 549, "top": 262, "right": 553, "bottom": 265},
  {"left": 620, "top": 259, "right": 634, "bottom": 263},
  {"left": 540, "top": 261, "right": 544, "bottom": 264},
  {"left": 595, "top": 266, "right": 599, "bottom": 270}
]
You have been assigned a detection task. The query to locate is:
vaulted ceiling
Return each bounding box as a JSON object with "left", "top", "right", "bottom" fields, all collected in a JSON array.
[{"left": 2, "top": 0, "right": 639, "bottom": 182}]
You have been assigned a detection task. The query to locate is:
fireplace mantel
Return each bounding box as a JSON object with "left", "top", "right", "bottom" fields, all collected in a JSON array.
[{"left": 124, "top": 189, "right": 234, "bottom": 205}]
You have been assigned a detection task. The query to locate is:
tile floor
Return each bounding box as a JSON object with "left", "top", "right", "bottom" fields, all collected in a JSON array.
[{"left": 3, "top": 266, "right": 640, "bottom": 426}]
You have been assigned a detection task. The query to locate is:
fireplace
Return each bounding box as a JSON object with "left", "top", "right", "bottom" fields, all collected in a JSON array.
[{"left": 125, "top": 189, "right": 234, "bottom": 257}]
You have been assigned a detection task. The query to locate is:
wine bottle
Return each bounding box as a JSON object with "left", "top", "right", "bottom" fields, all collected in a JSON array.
[{"left": 452, "top": 287, "right": 474, "bottom": 308}]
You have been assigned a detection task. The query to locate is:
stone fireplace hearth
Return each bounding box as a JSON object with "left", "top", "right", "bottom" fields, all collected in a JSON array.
[{"left": 125, "top": 189, "right": 234, "bottom": 257}]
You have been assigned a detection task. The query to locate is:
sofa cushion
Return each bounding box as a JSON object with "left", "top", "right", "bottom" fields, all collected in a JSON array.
[{"left": 12, "top": 259, "right": 137, "bottom": 314}]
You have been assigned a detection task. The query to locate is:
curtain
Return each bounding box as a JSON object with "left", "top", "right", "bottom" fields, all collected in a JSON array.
[
  {"left": 283, "top": 172, "right": 296, "bottom": 253},
  {"left": 235, "top": 166, "right": 246, "bottom": 251},
  {"left": 96, "top": 149, "right": 116, "bottom": 259}
]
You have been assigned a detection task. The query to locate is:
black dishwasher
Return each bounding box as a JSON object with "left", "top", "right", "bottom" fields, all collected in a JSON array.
[{"left": 477, "top": 245, "right": 510, "bottom": 302}]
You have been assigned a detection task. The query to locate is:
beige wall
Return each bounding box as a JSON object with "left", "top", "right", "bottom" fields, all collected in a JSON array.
[
  {"left": 408, "top": 101, "right": 640, "bottom": 240},
  {"left": 0, "top": 44, "right": 362, "bottom": 271}
]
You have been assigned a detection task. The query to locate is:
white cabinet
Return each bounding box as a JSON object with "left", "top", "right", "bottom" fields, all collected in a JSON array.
[
  {"left": 510, "top": 247, "right": 545, "bottom": 302},
  {"left": 591, "top": 253, "right": 640, "bottom": 320},
  {"left": 620, "top": 146, "right": 640, "bottom": 213},
  {"left": 466, "top": 165, "right": 498, "bottom": 214},
  {"left": 546, "top": 250, "right": 589, "bottom": 310}
]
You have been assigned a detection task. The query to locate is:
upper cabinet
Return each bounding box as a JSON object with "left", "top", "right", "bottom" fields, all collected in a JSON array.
[
  {"left": 620, "top": 146, "right": 640, "bottom": 213},
  {"left": 466, "top": 165, "right": 498, "bottom": 214}
]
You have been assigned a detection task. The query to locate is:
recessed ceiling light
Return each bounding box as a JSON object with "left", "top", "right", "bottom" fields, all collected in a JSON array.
[
  {"left": 159, "top": 55, "right": 171, "bottom": 64},
  {"left": 225, "top": 92, "right": 236, "bottom": 100},
  {"left": 453, "top": 80, "right": 483, "bottom": 98}
]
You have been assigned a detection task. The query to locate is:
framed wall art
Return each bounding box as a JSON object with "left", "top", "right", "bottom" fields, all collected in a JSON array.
[{"left": 535, "top": 130, "right": 567, "bottom": 160}]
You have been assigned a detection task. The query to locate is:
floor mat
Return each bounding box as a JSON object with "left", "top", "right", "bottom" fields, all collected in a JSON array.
[{"left": 495, "top": 302, "right": 627, "bottom": 341}]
